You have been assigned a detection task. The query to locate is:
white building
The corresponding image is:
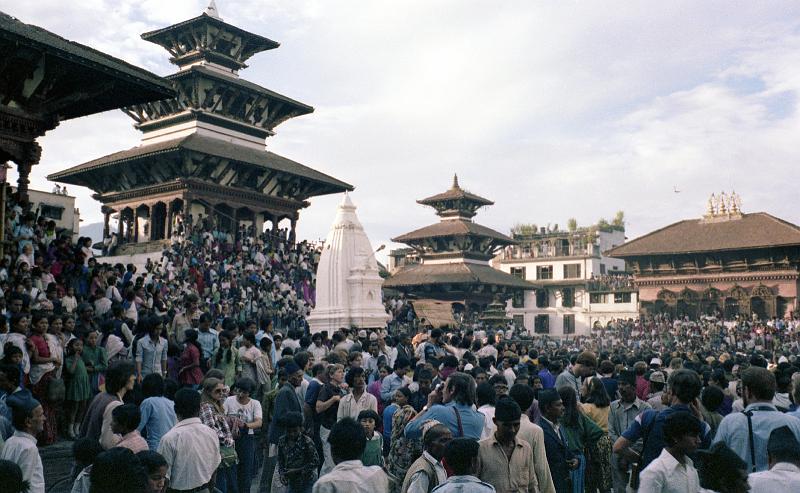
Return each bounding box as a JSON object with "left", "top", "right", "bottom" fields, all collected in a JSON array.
[
  {"left": 13, "top": 186, "right": 80, "bottom": 240},
  {"left": 496, "top": 224, "right": 639, "bottom": 337}
]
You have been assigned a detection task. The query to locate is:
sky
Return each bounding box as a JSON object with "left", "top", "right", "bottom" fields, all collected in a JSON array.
[{"left": 4, "top": 1, "right": 800, "bottom": 262}]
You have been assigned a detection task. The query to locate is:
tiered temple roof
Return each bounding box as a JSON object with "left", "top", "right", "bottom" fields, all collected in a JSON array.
[
  {"left": 385, "top": 176, "right": 533, "bottom": 305},
  {"left": 48, "top": 5, "right": 351, "bottom": 247}
]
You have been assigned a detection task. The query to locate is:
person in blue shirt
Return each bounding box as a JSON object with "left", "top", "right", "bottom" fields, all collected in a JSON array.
[
  {"left": 405, "top": 372, "right": 484, "bottom": 440},
  {"left": 613, "top": 369, "right": 712, "bottom": 471},
  {"left": 137, "top": 374, "right": 177, "bottom": 451},
  {"left": 537, "top": 358, "right": 557, "bottom": 390},
  {"left": 380, "top": 357, "right": 410, "bottom": 404},
  {"left": 713, "top": 366, "right": 800, "bottom": 472}
]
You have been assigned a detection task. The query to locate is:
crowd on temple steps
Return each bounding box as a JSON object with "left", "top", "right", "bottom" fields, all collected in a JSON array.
[{"left": 0, "top": 194, "right": 800, "bottom": 493}]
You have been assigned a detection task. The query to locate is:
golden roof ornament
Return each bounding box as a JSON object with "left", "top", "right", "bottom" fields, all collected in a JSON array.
[{"left": 703, "top": 190, "right": 743, "bottom": 222}]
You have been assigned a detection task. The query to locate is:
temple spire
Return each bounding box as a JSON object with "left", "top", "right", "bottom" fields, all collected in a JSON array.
[
  {"left": 452, "top": 173, "right": 460, "bottom": 190},
  {"left": 206, "top": 0, "right": 222, "bottom": 20}
]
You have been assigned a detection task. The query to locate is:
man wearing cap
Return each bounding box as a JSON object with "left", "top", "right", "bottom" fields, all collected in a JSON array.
[
  {"left": 608, "top": 370, "right": 651, "bottom": 493},
  {"left": 748, "top": 425, "right": 800, "bottom": 491},
  {"left": 646, "top": 371, "right": 667, "bottom": 412},
  {"left": 0, "top": 394, "right": 45, "bottom": 493},
  {"left": 477, "top": 398, "right": 539, "bottom": 493},
  {"left": 713, "top": 367, "right": 800, "bottom": 472}
]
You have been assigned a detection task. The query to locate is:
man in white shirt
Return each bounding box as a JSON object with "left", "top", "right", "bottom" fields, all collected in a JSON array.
[
  {"left": 313, "top": 417, "right": 389, "bottom": 493},
  {"left": 749, "top": 425, "right": 800, "bottom": 492},
  {"left": 158, "top": 388, "right": 220, "bottom": 492},
  {"left": 638, "top": 411, "right": 701, "bottom": 493},
  {"left": 308, "top": 333, "right": 329, "bottom": 362},
  {"left": 0, "top": 394, "right": 45, "bottom": 493}
]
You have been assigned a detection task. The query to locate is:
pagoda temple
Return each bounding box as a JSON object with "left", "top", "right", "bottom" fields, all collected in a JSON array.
[
  {"left": 607, "top": 192, "right": 800, "bottom": 320},
  {"left": 48, "top": 3, "right": 352, "bottom": 250},
  {"left": 384, "top": 175, "right": 534, "bottom": 326}
]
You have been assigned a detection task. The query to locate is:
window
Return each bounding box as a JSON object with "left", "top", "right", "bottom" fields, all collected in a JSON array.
[
  {"left": 562, "top": 288, "right": 574, "bottom": 308},
  {"left": 534, "top": 314, "right": 549, "bottom": 334},
  {"left": 589, "top": 293, "right": 607, "bottom": 304},
  {"left": 510, "top": 267, "right": 526, "bottom": 280},
  {"left": 600, "top": 263, "right": 606, "bottom": 274},
  {"left": 556, "top": 238, "right": 570, "bottom": 256},
  {"left": 537, "top": 265, "right": 553, "bottom": 280},
  {"left": 563, "top": 263, "right": 582, "bottom": 279},
  {"left": 614, "top": 292, "right": 632, "bottom": 303},
  {"left": 512, "top": 291, "right": 525, "bottom": 308},
  {"left": 563, "top": 314, "right": 575, "bottom": 334},
  {"left": 536, "top": 289, "right": 549, "bottom": 308},
  {"left": 513, "top": 314, "right": 525, "bottom": 329},
  {"left": 40, "top": 204, "right": 64, "bottom": 221}
]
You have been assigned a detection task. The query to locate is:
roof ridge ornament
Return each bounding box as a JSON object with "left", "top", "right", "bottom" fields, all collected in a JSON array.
[
  {"left": 205, "top": 0, "right": 222, "bottom": 20},
  {"left": 452, "top": 173, "right": 460, "bottom": 190},
  {"left": 703, "top": 190, "right": 743, "bottom": 222}
]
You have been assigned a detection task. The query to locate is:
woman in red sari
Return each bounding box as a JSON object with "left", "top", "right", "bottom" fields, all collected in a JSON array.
[
  {"left": 178, "top": 329, "right": 204, "bottom": 389},
  {"left": 28, "top": 312, "right": 60, "bottom": 444}
]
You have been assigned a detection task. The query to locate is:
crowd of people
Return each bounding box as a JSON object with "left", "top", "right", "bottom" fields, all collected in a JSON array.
[{"left": 0, "top": 192, "right": 799, "bottom": 493}]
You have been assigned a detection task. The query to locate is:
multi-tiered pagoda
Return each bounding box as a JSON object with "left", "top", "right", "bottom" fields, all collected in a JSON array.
[
  {"left": 48, "top": 4, "right": 351, "bottom": 250},
  {"left": 385, "top": 176, "right": 534, "bottom": 325}
]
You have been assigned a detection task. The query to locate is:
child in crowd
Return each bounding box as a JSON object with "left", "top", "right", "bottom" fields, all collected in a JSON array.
[
  {"left": 359, "top": 409, "right": 384, "bottom": 467},
  {"left": 64, "top": 338, "right": 91, "bottom": 438},
  {"left": 111, "top": 404, "right": 148, "bottom": 453},
  {"left": 70, "top": 438, "right": 104, "bottom": 493},
  {"left": 136, "top": 450, "right": 168, "bottom": 493},
  {"left": 81, "top": 330, "right": 107, "bottom": 394},
  {"left": 277, "top": 411, "right": 319, "bottom": 493}
]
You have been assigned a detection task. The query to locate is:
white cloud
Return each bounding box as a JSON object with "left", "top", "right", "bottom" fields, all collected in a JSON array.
[{"left": 4, "top": 1, "right": 800, "bottom": 260}]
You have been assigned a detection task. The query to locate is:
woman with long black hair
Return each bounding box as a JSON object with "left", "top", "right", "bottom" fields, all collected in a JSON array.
[
  {"left": 581, "top": 376, "right": 613, "bottom": 493},
  {"left": 558, "top": 385, "right": 604, "bottom": 493},
  {"left": 178, "top": 329, "right": 203, "bottom": 389}
]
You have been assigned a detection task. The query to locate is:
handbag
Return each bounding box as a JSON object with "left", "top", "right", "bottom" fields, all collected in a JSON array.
[
  {"left": 47, "top": 377, "right": 66, "bottom": 402},
  {"left": 220, "top": 445, "right": 239, "bottom": 467}
]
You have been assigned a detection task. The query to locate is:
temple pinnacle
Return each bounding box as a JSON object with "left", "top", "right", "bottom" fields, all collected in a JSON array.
[
  {"left": 452, "top": 173, "right": 460, "bottom": 190},
  {"left": 206, "top": 0, "right": 222, "bottom": 20}
]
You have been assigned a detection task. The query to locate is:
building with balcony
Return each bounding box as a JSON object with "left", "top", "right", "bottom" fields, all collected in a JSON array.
[
  {"left": 607, "top": 193, "right": 800, "bottom": 320},
  {"left": 497, "top": 223, "right": 638, "bottom": 336}
]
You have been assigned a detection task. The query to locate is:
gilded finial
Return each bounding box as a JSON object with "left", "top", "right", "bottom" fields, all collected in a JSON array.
[{"left": 452, "top": 174, "right": 460, "bottom": 190}]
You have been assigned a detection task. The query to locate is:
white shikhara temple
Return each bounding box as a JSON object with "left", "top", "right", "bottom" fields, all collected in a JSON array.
[{"left": 308, "top": 194, "right": 390, "bottom": 334}]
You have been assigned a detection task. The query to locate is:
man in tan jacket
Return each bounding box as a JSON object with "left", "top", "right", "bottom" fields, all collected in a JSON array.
[{"left": 509, "top": 384, "right": 556, "bottom": 493}]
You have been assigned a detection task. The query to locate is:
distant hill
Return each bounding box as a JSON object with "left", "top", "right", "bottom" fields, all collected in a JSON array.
[{"left": 80, "top": 222, "right": 104, "bottom": 245}]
